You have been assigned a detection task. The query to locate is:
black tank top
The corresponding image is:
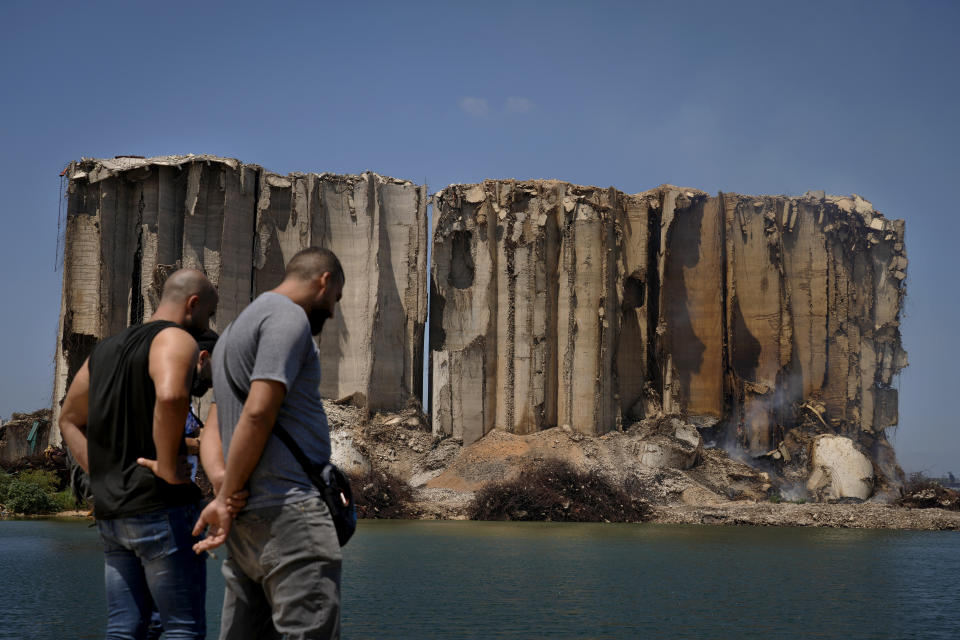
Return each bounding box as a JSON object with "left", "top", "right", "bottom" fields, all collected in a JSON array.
[{"left": 87, "top": 321, "right": 200, "bottom": 518}]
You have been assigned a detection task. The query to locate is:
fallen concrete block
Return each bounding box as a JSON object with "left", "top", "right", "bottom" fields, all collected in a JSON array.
[{"left": 807, "top": 435, "right": 875, "bottom": 500}]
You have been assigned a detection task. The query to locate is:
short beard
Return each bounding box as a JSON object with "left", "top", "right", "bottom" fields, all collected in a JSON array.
[
  {"left": 181, "top": 321, "right": 206, "bottom": 340},
  {"left": 308, "top": 307, "right": 332, "bottom": 335},
  {"left": 191, "top": 376, "right": 212, "bottom": 398}
]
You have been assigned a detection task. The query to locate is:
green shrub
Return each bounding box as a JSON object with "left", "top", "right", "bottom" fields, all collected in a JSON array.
[
  {"left": 0, "top": 469, "right": 11, "bottom": 503},
  {"left": 5, "top": 479, "right": 56, "bottom": 514},
  {"left": 16, "top": 470, "right": 59, "bottom": 493},
  {"left": 52, "top": 489, "right": 80, "bottom": 512},
  {"left": 1, "top": 469, "right": 73, "bottom": 515}
]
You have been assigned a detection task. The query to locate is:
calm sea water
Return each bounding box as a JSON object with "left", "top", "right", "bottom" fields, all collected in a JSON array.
[{"left": 1, "top": 518, "right": 958, "bottom": 639}]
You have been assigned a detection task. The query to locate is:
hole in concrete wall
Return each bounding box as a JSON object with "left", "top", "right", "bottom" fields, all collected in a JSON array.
[
  {"left": 130, "top": 222, "right": 145, "bottom": 325},
  {"left": 448, "top": 230, "right": 474, "bottom": 289},
  {"left": 429, "top": 280, "right": 446, "bottom": 351},
  {"left": 622, "top": 275, "right": 645, "bottom": 309}
]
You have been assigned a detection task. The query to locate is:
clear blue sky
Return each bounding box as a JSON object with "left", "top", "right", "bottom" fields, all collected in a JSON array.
[{"left": 1, "top": 1, "right": 957, "bottom": 474}]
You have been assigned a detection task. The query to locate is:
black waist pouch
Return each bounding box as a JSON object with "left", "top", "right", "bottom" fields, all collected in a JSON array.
[{"left": 273, "top": 425, "right": 357, "bottom": 546}]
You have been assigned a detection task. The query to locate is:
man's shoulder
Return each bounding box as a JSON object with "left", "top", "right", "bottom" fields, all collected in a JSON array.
[
  {"left": 237, "top": 292, "right": 291, "bottom": 316},
  {"left": 149, "top": 324, "right": 196, "bottom": 353},
  {"left": 94, "top": 321, "right": 180, "bottom": 358},
  {"left": 243, "top": 293, "right": 309, "bottom": 329}
]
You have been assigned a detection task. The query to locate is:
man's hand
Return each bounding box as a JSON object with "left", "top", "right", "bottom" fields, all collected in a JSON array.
[
  {"left": 224, "top": 489, "right": 250, "bottom": 514},
  {"left": 136, "top": 455, "right": 192, "bottom": 484},
  {"left": 184, "top": 437, "right": 200, "bottom": 456},
  {"left": 192, "top": 498, "right": 233, "bottom": 553}
]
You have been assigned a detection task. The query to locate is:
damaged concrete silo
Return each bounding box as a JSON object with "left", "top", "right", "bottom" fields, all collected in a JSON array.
[
  {"left": 430, "top": 181, "right": 908, "bottom": 469},
  {"left": 52, "top": 155, "right": 428, "bottom": 443}
]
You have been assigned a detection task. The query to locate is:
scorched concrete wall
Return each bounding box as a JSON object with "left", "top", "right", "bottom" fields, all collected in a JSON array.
[
  {"left": 430, "top": 182, "right": 908, "bottom": 451},
  {"left": 52, "top": 155, "right": 427, "bottom": 443},
  {"left": 52, "top": 159, "right": 907, "bottom": 461}
]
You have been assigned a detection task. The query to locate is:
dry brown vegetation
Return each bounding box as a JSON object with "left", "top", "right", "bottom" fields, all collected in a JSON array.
[
  {"left": 348, "top": 466, "right": 417, "bottom": 519},
  {"left": 468, "top": 459, "right": 651, "bottom": 523}
]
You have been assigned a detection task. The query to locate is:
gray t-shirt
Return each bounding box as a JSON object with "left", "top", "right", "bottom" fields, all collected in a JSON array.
[{"left": 212, "top": 292, "right": 330, "bottom": 510}]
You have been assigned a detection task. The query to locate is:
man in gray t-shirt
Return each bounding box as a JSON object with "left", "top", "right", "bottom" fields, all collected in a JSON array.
[
  {"left": 193, "top": 247, "right": 345, "bottom": 639},
  {"left": 212, "top": 291, "right": 331, "bottom": 510}
]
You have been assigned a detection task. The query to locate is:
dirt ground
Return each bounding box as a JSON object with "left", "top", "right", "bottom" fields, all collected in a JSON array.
[{"left": 652, "top": 502, "right": 960, "bottom": 530}]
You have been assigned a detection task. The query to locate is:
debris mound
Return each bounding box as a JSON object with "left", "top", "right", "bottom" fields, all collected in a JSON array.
[
  {"left": 468, "top": 459, "right": 651, "bottom": 523},
  {"left": 0, "top": 409, "right": 55, "bottom": 468},
  {"left": 897, "top": 480, "right": 960, "bottom": 511},
  {"left": 348, "top": 466, "right": 417, "bottom": 519}
]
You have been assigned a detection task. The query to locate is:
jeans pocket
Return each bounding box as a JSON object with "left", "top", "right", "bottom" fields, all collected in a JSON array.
[{"left": 126, "top": 511, "right": 178, "bottom": 562}]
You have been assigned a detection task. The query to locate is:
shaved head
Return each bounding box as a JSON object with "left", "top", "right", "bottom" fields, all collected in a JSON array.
[
  {"left": 160, "top": 269, "right": 218, "bottom": 307},
  {"left": 150, "top": 268, "right": 218, "bottom": 335},
  {"left": 273, "top": 247, "right": 344, "bottom": 335},
  {"left": 284, "top": 247, "right": 344, "bottom": 285}
]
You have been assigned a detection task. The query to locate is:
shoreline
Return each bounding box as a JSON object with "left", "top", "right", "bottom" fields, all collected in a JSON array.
[
  {"left": 411, "top": 493, "right": 960, "bottom": 531},
  {"left": 10, "top": 504, "right": 956, "bottom": 532},
  {"left": 0, "top": 502, "right": 960, "bottom": 531},
  {"left": 649, "top": 502, "right": 960, "bottom": 531}
]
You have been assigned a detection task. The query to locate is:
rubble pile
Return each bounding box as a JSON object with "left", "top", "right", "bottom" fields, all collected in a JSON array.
[
  {"left": 326, "top": 408, "right": 958, "bottom": 529},
  {"left": 0, "top": 409, "right": 55, "bottom": 468},
  {"left": 898, "top": 481, "right": 960, "bottom": 511}
]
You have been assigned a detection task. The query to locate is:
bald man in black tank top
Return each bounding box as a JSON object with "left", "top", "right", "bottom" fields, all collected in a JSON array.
[{"left": 59, "top": 269, "right": 218, "bottom": 639}]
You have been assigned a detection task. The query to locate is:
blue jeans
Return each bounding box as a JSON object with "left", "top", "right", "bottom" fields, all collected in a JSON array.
[{"left": 97, "top": 503, "right": 207, "bottom": 639}]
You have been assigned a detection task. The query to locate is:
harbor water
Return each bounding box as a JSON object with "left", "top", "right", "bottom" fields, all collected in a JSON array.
[{"left": 1, "top": 519, "right": 958, "bottom": 639}]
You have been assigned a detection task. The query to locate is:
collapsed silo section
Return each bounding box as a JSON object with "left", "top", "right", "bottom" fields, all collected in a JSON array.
[
  {"left": 718, "top": 192, "right": 908, "bottom": 454},
  {"left": 53, "top": 155, "right": 427, "bottom": 444},
  {"left": 431, "top": 181, "right": 627, "bottom": 444},
  {"left": 431, "top": 180, "right": 908, "bottom": 468}
]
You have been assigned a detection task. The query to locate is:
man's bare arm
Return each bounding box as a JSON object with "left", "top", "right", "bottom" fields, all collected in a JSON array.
[
  {"left": 217, "top": 379, "right": 286, "bottom": 498},
  {"left": 196, "top": 403, "right": 249, "bottom": 513},
  {"left": 59, "top": 359, "right": 91, "bottom": 473},
  {"left": 148, "top": 327, "right": 197, "bottom": 484},
  {"left": 199, "top": 403, "right": 226, "bottom": 493},
  {"left": 193, "top": 379, "right": 285, "bottom": 552}
]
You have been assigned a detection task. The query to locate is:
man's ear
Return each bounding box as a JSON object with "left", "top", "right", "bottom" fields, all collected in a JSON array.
[
  {"left": 197, "top": 350, "right": 211, "bottom": 369},
  {"left": 186, "top": 294, "right": 200, "bottom": 311},
  {"left": 316, "top": 271, "right": 332, "bottom": 291}
]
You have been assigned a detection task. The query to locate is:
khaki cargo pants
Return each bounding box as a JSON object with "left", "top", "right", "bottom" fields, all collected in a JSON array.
[{"left": 219, "top": 496, "right": 342, "bottom": 640}]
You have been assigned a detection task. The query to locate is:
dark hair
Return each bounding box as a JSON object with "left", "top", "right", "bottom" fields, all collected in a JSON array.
[
  {"left": 195, "top": 329, "right": 219, "bottom": 354},
  {"left": 285, "top": 247, "right": 345, "bottom": 284}
]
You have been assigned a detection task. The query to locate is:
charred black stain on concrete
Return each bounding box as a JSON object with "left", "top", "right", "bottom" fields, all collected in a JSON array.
[
  {"left": 646, "top": 203, "right": 663, "bottom": 399},
  {"left": 622, "top": 275, "right": 645, "bottom": 310},
  {"left": 664, "top": 202, "right": 707, "bottom": 404},
  {"left": 730, "top": 296, "right": 762, "bottom": 382},
  {"left": 448, "top": 230, "right": 474, "bottom": 289},
  {"left": 429, "top": 278, "right": 446, "bottom": 351}
]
